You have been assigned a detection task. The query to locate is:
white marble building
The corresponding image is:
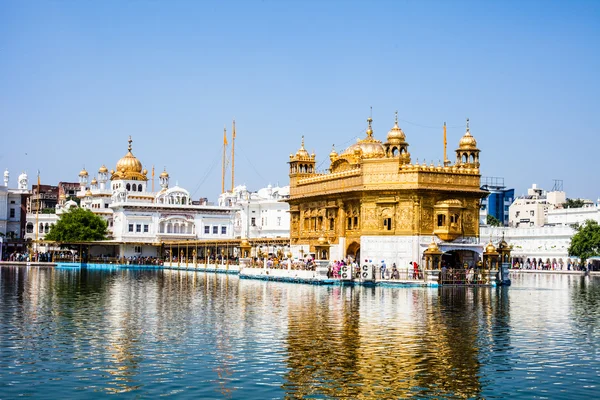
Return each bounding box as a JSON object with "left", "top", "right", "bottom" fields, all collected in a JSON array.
[
  {"left": 1, "top": 170, "right": 29, "bottom": 241},
  {"left": 26, "top": 137, "right": 235, "bottom": 258},
  {"left": 218, "top": 184, "right": 290, "bottom": 239}
]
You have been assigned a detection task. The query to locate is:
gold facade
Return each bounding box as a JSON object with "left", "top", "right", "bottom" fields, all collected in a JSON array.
[{"left": 287, "top": 116, "right": 487, "bottom": 257}]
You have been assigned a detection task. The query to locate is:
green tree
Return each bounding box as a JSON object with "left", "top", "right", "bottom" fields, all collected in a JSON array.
[
  {"left": 563, "top": 198, "right": 585, "bottom": 209},
  {"left": 45, "top": 208, "right": 108, "bottom": 242},
  {"left": 486, "top": 214, "right": 502, "bottom": 227},
  {"left": 568, "top": 219, "right": 600, "bottom": 264}
]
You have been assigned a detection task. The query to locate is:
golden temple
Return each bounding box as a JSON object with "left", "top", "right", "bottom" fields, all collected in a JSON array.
[{"left": 286, "top": 114, "right": 488, "bottom": 266}]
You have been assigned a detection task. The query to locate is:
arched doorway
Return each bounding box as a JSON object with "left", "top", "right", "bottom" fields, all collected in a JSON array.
[
  {"left": 442, "top": 250, "right": 480, "bottom": 269},
  {"left": 346, "top": 241, "right": 360, "bottom": 263}
]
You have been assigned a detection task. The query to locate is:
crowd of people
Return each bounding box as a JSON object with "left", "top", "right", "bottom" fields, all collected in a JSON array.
[
  {"left": 326, "top": 259, "right": 424, "bottom": 281},
  {"left": 512, "top": 258, "right": 594, "bottom": 271}
]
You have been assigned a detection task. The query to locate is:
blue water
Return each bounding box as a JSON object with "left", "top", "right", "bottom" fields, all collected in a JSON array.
[{"left": 0, "top": 267, "right": 598, "bottom": 399}]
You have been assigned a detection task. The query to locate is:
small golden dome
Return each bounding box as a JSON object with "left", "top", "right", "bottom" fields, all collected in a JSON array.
[
  {"left": 329, "top": 145, "right": 338, "bottom": 161},
  {"left": 428, "top": 241, "right": 440, "bottom": 252},
  {"left": 294, "top": 136, "right": 310, "bottom": 158},
  {"left": 317, "top": 236, "right": 328, "bottom": 245},
  {"left": 240, "top": 238, "right": 250, "bottom": 246},
  {"left": 90, "top": 178, "right": 98, "bottom": 185},
  {"left": 160, "top": 169, "right": 169, "bottom": 178},
  {"left": 458, "top": 118, "right": 478, "bottom": 149},
  {"left": 424, "top": 240, "right": 442, "bottom": 255},
  {"left": 79, "top": 168, "right": 88, "bottom": 177},
  {"left": 85, "top": 189, "right": 93, "bottom": 197},
  {"left": 59, "top": 193, "right": 66, "bottom": 200},
  {"left": 485, "top": 242, "right": 497, "bottom": 253},
  {"left": 98, "top": 165, "right": 108, "bottom": 173},
  {"left": 386, "top": 112, "right": 406, "bottom": 144}
]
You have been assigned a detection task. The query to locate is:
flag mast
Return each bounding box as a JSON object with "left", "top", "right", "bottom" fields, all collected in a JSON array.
[
  {"left": 35, "top": 170, "right": 40, "bottom": 261},
  {"left": 222, "top": 127, "right": 227, "bottom": 194},
  {"left": 231, "top": 120, "right": 235, "bottom": 192},
  {"left": 152, "top": 165, "right": 155, "bottom": 192},
  {"left": 443, "top": 122, "right": 449, "bottom": 166}
]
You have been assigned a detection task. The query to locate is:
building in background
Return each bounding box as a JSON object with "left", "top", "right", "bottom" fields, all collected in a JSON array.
[
  {"left": 484, "top": 180, "right": 600, "bottom": 267},
  {"left": 26, "top": 137, "right": 236, "bottom": 258},
  {"left": 480, "top": 177, "right": 514, "bottom": 226},
  {"left": 509, "top": 183, "right": 566, "bottom": 228},
  {"left": 28, "top": 184, "right": 59, "bottom": 213},
  {"left": 1, "top": 170, "right": 30, "bottom": 257},
  {"left": 218, "top": 184, "right": 290, "bottom": 239}
]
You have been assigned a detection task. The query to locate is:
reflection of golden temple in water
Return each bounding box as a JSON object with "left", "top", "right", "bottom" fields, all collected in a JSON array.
[
  {"left": 282, "top": 285, "right": 510, "bottom": 398},
  {"left": 286, "top": 115, "right": 489, "bottom": 268}
]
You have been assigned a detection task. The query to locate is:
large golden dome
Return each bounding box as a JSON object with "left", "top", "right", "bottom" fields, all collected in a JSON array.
[
  {"left": 111, "top": 137, "right": 148, "bottom": 181},
  {"left": 340, "top": 117, "right": 386, "bottom": 159},
  {"left": 458, "top": 118, "right": 478, "bottom": 149}
]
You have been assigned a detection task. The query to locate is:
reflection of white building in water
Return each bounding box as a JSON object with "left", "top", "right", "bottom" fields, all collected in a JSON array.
[
  {"left": 27, "top": 137, "right": 235, "bottom": 258},
  {"left": 218, "top": 184, "right": 290, "bottom": 239}
]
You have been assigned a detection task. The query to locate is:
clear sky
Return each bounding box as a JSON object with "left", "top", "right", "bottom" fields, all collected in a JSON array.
[{"left": 1, "top": 0, "right": 599, "bottom": 202}]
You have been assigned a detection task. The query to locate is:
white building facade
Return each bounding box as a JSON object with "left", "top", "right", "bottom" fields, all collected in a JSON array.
[
  {"left": 509, "top": 184, "right": 566, "bottom": 228},
  {"left": 1, "top": 170, "right": 29, "bottom": 253},
  {"left": 26, "top": 137, "right": 236, "bottom": 258},
  {"left": 218, "top": 184, "right": 290, "bottom": 239}
]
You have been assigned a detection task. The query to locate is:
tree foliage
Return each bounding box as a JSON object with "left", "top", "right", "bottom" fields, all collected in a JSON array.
[
  {"left": 568, "top": 219, "right": 600, "bottom": 264},
  {"left": 45, "top": 208, "right": 108, "bottom": 242},
  {"left": 563, "top": 198, "right": 585, "bottom": 209},
  {"left": 486, "top": 214, "right": 502, "bottom": 227}
]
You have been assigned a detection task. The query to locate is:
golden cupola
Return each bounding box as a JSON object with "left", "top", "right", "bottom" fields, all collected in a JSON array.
[
  {"left": 111, "top": 136, "right": 148, "bottom": 181},
  {"left": 329, "top": 145, "right": 338, "bottom": 162},
  {"left": 289, "top": 136, "right": 316, "bottom": 178},
  {"left": 386, "top": 112, "right": 406, "bottom": 145},
  {"left": 98, "top": 165, "right": 108, "bottom": 173},
  {"left": 455, "top": 118, "right": 480, "bottom": 169},
  {"left": 458, "top": 118, "right": 478, "bottom": 150},
  {"left": 384, "top": 111, "right": 411, "bottom": 162},
  {"left": 292, "top": 136, "right": 311, "bottom": 160},
  {"left": 340, "top": 117, "right": 386, "bottom": 160}
]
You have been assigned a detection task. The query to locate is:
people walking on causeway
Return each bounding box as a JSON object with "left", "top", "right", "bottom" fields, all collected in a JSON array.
[{"left": 380, "top": 260, "right": 386, "bottom": 279}]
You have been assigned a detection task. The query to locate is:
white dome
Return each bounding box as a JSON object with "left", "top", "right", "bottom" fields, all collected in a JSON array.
[{"left": 156, "top": 185, "right": 191, "bottom": 205}]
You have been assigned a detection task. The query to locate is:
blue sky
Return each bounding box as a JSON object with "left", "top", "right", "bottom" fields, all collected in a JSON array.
[{"left": 1, "top": 0, "right": 599, "bottom": 201}]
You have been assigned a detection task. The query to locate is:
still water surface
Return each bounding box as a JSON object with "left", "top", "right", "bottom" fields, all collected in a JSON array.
[{"left": 1, "top": 267, "right": 599, "bottom": 399}]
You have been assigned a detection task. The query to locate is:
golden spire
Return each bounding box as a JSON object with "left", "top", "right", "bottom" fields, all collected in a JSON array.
[
  {"left": 128, "top": 136, "right": 132, "bottom": 152},
  {"left": 366, "top": 117, "right": 373, "bottom": 138},
  {"left": 466, "top": 117, "right": 470, "bottom": 134},
  {"left": 301, "top": 135, "right": 305, "bottom": 149},
  {"left": 152, "top": 165, "right": 155, "bottom": 192}
]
